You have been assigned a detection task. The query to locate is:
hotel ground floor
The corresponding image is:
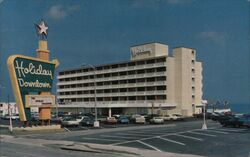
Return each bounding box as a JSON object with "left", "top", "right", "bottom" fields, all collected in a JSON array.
[{"left": 54, "top": 101, "right": 204, "bottom": 117}]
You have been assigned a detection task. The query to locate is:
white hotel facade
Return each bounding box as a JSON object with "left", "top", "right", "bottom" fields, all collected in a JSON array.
[{"left": 57, "top": 43, "right": 204, "bottom": 117}]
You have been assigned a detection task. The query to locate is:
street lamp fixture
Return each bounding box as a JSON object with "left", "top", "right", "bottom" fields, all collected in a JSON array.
[{"left": 82, "top": 63, "right": 99, "bottom": 127}]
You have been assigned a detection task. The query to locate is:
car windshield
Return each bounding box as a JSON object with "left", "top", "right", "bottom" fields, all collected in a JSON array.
[
  {"left": 119, "top": 116, "right": 127, "bottom": 119},
  {"left": 155, "top": 117, "right": 162, "bottom": 119},
  {"left": 63, "top": 117, "right": 75, "bottom": 121}
]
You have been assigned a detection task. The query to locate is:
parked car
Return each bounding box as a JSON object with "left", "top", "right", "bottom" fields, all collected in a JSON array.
[
  {"left": 97, "top": 115, "right": 107, "bottom": 123},
  {"left": 118, "top": 116, "right": 129, "bottom": 124},
  {"left": 161, "top": 114, "right": 182, "bottom": 121},
  {"left": 218, "top": 115, "right": 234, "bottom": 125},
  {"left": 129, "top": 114, "right": 145, "bottom": 124},
  {"left": 161, "top": 115, "right": 176, "bottom": 121},
  {"left": 143, "top": 114, "right": 159, "bottom": 122},
  {"left": 80, "top": 116, "right": 95, "bottom": 126},
  {"left": 222, "top": 116, "right": 245, "bottom": 127},
  {"left": 113, "top": 114, "right": 121, "bottom": 119},
  {"left": 11, "top": 114, "right": 20, "bottom": 120},
  {"left": 211, "top": 112, "right": 223, "bottom": 121},
  {"left": 105, "top": 117, "right": 117, "bottom": 124},
  {"left": 173, "top": 114, "right": 184, "bottom": 121},
  {"left": 76, "top": 115, "right": 85, "bottom": 122},
  {"left": 242, "top": 117, "right": 250, "bottom": 128},
  {"left": 150, "top": 117, "right": 164, "bottom": 124},
  {"left": 61, "top": 117, "right": 80, "bottom": 127},
  {"left": 2, "top": 114, "right": 20, "bottom": 120}
]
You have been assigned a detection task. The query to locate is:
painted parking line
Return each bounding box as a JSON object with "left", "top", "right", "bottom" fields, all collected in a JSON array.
[
  {"left": 157, "top": 136, "right": 186, "bottom": 146},
  {"left": 116, "top": 133, "right": 152, "bottom": 137},
  {"left": 187, "top": 131, "right": 217, "bottom": 137},
  {"left": 63, "top": 127, "right": 71, "bottom": 132},
  {"left": 173, "top": 134, "right": 203, "bottom": 141},
  {"left": 79, "top": 126, "right": 89, "bottom": 130},
  {"left": 203, "top": 129, "right": 229, "bottom": 134},
  {"left": 136, "top": 140, "right": 162, "bottom": 152},
  {"left": 82, "top": 137, "right": 124, "bottom": 142},
  {"left": 112, "top": 140, "right": 134, "bottom": 146},
  {"left": 101, "top": 135, "right": 138, "bottom": 139},
  {"left": 213, "top": 128, "right": 247, "bottom": 132},
  {"left": 127, "top": 131, "right": 165, "bottom": 135}
]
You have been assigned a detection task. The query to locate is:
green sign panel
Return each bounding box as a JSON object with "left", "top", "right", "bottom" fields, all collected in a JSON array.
[
  {"left": 14, "top": 57, "right": 55, "bottom": 92},
  {"left": 8, "top": 55, "right": 58, "bottom": 121}
]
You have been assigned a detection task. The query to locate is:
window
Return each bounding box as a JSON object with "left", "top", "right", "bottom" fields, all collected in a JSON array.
[
  {"left": 128, "top": 71, "right": 136, "bottom": 75},
  {"left": 128, "top": 88, "right": 136, "bottom": 92},
  {"left": 137, "top": 87, "right": 145, "bottom": 91},
  {"left": 128, "top": 96, "right": 136, "bottom": 100},
  {"left": 156, "top": 67, "right": 166, "bottom": 72},
  {"left": 146, "top": 77, "right": 155, "bottom": 82},
  {"left": 137, "top": 61, "right": 145, "bottom": 65},
  {"left": 146, "top": 96, "right": 155, "bottom": 100},
  {"left": 128, "top": 62, "right": 136, "bottom": 66},
  {"left": 128, "top": 79, "right": 136, "bottom": 83},
  {"left": 137, "top": 69, "right": 145, "bottom": 74},
  {"left": 146, "top": 59, "right": 155, "bottom": 64},
  {"left": 120, "top": 88, "right": 127, "bottom": 92}
]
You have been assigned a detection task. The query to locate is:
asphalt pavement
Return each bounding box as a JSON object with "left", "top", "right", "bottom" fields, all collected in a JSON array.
[{"left": 1, "top": 119, "right": 250, "bottom": 157}]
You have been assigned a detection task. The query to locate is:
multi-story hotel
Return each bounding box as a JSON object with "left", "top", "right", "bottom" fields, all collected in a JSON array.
[{"left": 57, "top": 42, "right": 203, "bottom": 117}]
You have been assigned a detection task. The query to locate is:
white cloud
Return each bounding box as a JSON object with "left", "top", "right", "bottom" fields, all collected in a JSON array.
[
  {"left": 0, "top": 0, "right": 4, "bottom": 5},
  {"left": 47, "top": 5, "right": 79, "bottom": 20},
  {"left": 197, "top": 31, "right": 227, "bottom": 46}
]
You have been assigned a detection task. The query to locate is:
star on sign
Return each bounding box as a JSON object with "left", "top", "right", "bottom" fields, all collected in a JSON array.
[{"left": 38, "top": 21, "right": 48, "bottom": 36}]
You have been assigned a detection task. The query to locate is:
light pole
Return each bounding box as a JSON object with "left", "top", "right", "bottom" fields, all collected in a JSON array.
[
  {"left": 201, "top": 100, "right": 207, "bottom": 130},
  {"left": 82, "top": 63, "right": 99, "bottom": 127},
  {"left": 7, "top": 94, "right": 13, "bottom": 132}
]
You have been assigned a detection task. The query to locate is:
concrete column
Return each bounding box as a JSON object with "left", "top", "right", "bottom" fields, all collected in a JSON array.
[{"left": 108, "top": 108, "right": 112, "bottom": 117}]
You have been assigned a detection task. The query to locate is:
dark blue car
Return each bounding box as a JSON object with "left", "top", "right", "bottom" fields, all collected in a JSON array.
[{"left": 118, "top": 116, "right": 129, "bottom": 124}]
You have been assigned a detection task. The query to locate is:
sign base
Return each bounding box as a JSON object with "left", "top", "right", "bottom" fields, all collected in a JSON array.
[
  {"left": 202, "top": 123, "right": 207, "bottom": 130},
  {"left": 94, "top": 121, "right": 100, "bottom": 128}
]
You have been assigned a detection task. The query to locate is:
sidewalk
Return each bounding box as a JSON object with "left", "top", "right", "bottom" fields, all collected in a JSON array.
[{"left": 1, "top": 135, "right": 204, "bottom": 157}]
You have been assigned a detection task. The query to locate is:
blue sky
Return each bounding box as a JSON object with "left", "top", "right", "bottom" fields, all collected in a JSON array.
[{"left": 0, "top": 0, "right": 249, "bottom": 105}]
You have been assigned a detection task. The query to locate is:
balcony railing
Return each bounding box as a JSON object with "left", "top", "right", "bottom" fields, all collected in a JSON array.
[
  {"left": 57, "top": 81, "right": 167, "bottom": 92},
  {"left": 57, "top": 90, "right": 167, "bottom": 99},
  {"left": 57, "top": 62, "right": 166, "bottom": 79},
  {"left": 57, "top": 72, "right": 166, "bottom": 86}
]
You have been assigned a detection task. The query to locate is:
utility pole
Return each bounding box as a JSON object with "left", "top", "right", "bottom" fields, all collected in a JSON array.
[{"left": 8, "top": 94, "right": 13, "bottom": 132}]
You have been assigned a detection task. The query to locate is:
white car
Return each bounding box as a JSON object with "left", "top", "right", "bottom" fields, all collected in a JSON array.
[
  {"left": 150, "top": 117, "right": 164, "bottom": 124},
  {"left": 61, "top": 117, "right": 80, "bottom": 127},
  {"left": 173, "top": 114, "right": 184, "bottom": 121},
  {"left": 11, "top": 114, "right": 20, "bottom": 120},
  {"left": 162, "top": 114, "right": 184, "bottom": 121},
  {"left": 131, "top": 115, "right": 146, "bottom": 124}
]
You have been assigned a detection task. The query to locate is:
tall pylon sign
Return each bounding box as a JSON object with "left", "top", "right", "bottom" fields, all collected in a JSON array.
[{"left": 7, "top": 20, "right": 59, "bottom": 122}]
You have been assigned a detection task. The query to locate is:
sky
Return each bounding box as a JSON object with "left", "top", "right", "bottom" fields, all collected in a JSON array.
[{"left": 0, "top": 0, "right": 249, "bottom": 106}]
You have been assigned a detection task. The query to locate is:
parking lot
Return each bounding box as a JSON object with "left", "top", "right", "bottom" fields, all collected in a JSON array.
[
  {"left": 1, "top": 118, "right": 250, "bottom": 157},
  {"left": 60, "top": 120, "right": 250, "bottom": 157}
]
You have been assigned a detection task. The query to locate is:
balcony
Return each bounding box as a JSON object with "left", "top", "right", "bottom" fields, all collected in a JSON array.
[
  {"left": 57, "top": 62, "right": 167, "bottom": 79},
  {"left": 57, "top": 81, "right": 167, "bottom": 93},
  {"left": 57, "top": 90, "right": 166, "bottom": 99}
]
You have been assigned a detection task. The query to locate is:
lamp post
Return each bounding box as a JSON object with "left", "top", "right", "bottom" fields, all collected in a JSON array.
[
  {"left": 82, "top": 63, "right": 99, "bottom": 127},
  {"left": 8, "top": 95, "right": 13, "bottom": 132},
  {"left": 201, "top": 100, "right": 207, "bottom": 130}
]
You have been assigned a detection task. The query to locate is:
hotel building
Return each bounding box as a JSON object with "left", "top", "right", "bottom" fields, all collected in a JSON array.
[{"left": 57, "top": 43, "right": 203, "bottom": 117}]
